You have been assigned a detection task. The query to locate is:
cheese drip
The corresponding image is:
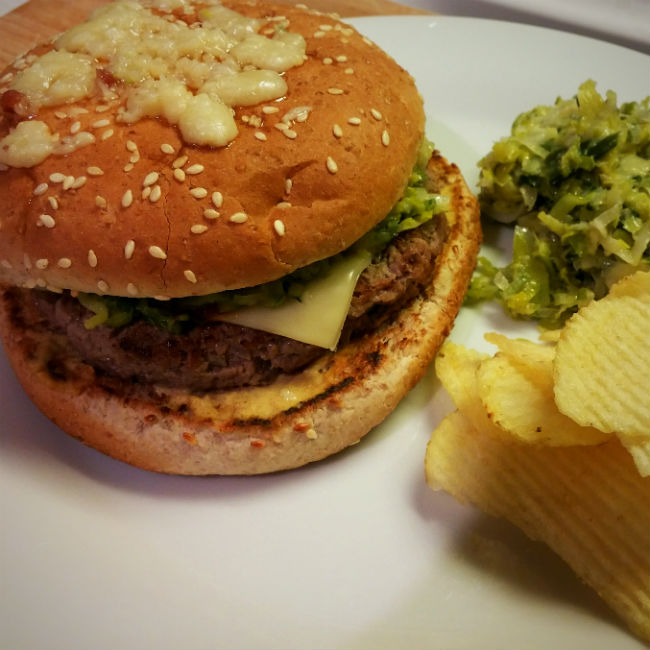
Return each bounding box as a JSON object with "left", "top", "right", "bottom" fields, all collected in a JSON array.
[{"left": 217, "top": 251, "right": 372, "bottom": 350}]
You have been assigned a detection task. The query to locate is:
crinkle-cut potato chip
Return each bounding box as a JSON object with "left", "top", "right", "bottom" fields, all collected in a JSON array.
[
  {"left": 554, "top": 270, "right": 650, "bottom": 462},
  {"left": 425, "top": 410, "right": 650, "bottom": 643},
  {"left": 484, "top": 331, "right": 556, "bottom": 365},
  {"left": 477, "top": 343, "right": 610, "bottom": 446},
  {"left": 434, "top": 342, "right": 505, "bottom": 439}
]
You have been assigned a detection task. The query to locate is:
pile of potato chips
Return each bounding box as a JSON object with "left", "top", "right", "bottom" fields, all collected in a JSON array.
[{"left": 425, "top": 269, "right": 650, "bottom": 642}]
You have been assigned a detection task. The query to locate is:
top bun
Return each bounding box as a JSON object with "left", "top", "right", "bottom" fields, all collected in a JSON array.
[{"left": 0, "top": 0, "right": 425, "bottom": 299}]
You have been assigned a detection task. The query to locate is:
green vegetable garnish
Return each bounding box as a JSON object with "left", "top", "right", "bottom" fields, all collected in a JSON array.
[
  {"left": 467, "top": 79, "right": 650, "bottom": 327},
  {"left": 78, "top": 139, "right": 447, "bottom": 332}
]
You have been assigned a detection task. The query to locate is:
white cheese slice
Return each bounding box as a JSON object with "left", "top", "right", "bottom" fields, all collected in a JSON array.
[{"left": 217, "top": 250, "right": 372, "bottom": 350}]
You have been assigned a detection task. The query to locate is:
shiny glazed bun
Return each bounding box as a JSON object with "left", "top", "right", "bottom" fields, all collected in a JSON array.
[{"left": 0, "top": 0, "right": 425, "bottom": 298}]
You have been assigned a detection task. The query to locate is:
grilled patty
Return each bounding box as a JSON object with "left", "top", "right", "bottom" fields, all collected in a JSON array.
[{"left": 10, "top": 217, "right": 448, "bottom": 392}]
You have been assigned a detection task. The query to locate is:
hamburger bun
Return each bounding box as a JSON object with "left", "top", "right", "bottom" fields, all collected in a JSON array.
[
  {"left": 0, "top": 151, "right": 480, "bottom": 474},
  {"left": 0, "top": 0, "right": 425, "bottom": 297},
  {"left": 0, "top": 0, "right": 481, "bottom": 474}
]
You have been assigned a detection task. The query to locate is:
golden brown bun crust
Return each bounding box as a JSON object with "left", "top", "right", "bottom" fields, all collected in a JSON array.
[
  {"left": 0, "top": 1, "right": 424, "bottom": 298},
  {"left": 0, "top": 151, "right": 481, "bottom": 475}
]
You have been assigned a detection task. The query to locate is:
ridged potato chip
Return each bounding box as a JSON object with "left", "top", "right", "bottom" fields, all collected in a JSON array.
[
  {"left": 477, "top": 342, "right": 610, "bottom": 446},
  {"left": 425, "top": 410, "right": 650, "bottom": 643},
  {"left": 434, "top": 342, "right": 503, "bottom": 439},
  {"left": 554, "top": 270, "right": 650, "bottom": 473}
]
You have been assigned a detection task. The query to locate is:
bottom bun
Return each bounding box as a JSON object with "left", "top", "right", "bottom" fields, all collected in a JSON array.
[{"left": 0, "top": 152, "right": 481, "bottom": 475}]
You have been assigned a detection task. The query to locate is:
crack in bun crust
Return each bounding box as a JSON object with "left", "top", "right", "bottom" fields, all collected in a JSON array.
[{"left": 0, "top": 151, "right": 481, "bottom": 475}]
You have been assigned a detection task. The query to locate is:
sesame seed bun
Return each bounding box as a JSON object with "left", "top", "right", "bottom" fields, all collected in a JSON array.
[
  {"left": 0, "top": 151, "right": 481, "bottom": 475},
  {"left": 0, "top": 0, "right": 425, "bottom": 298}
]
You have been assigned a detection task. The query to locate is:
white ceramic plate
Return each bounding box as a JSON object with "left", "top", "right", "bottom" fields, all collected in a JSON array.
[{"left": 0, "top": 16, "right": 648, "bottom": 650}]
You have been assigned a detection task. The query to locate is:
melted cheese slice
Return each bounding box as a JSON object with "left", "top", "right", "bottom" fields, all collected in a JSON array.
[{"left": 217, "top": 251, "right": 372, "bottom": 350}]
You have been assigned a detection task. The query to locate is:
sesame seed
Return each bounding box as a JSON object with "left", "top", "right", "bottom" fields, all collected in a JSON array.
[
  {"left": 273, "top": 219, "right": 286, "bottom": 236},
  {"left": 172, "top": 155, "right": 188, "bottom": 168},
  {"left": 141, "top": 186, "right": 152, "bottom": 200},
  {"left": 332, "top": 123, "right": 343, "bottom": 138},
  {"left": 336, "top": 54, "right": 348, "bottom": 62},
  {"left": 126, "top": 140, "right": 138, "bottom": 153},
  {"left": 314, "top": 30, "right": 326, "bottom": 38},
  {"left": 127, "top": 283, "right": 138, "bottom": 296},
  {"left": 129, "top": 152, "right": 140, "bottom": 164},
  {"left": 173, "top": 168, "right": 186, "bottom": 182},
  {"left": 284, "top": 179, "right": 293, "bottom": 195},
  {"left": 49, "top": 172, "right": 66, "bottom": 183},
  {"left": 381, "top": 129, "right": 390, "bottom": 146},
  {"left": 160, "top": 143, "right": 175, "bottom": 155},
  {"left": 229, "top": 212, "right": 248, "bottom": 224},
  {"left": 203, "top": 208, "right": 219, "bottom": 219},
  {"left": 326, "top": 156, "right": 338, "bottom": 174},
  {"left": 211, "top": 191, "right": 223, "bottom": 208},
  {"left": 143, "top": 171, "right": 159, "bottom": 187},
  {"left": 123, "top": 163, "right": 134, "bottom": 173},
  {"left": 35, "top": 258, "right": 49, "bottom": 270},
  {"left": 87, "top": 166, "right": 104, "bottom": 176},
  {"left": 62, "top": 175, "right": 75, "bottom": 190},
  {"left": 149, "top": 185, "right": 162, "bottom": 202},
  {"left": 124, "top": 240, "right": 135, "bottom": 259},
  {"left": 70, "top": 120, "right": 81, "bottom": 134},
  {"left": 57, "top": 257, "right": 72, "bottom": 269},
  {"left": 148, "top": 245, "right": 167, "bottom": 260},
  {"left": 48, "top": 196, "right": 59, "bottom": 210},
  {"left": 274, "top": 122, "right": 289, "bottom": 132},
  {"left": 371, "top": 108, "right": 383, "bottom": 120},
  {"left": 33, "top": 182, "right": 48, "bottom": 196},
  {"left": 344, "top": 67, "right": 354, "bottom": 75},
  {"left": 97, "top": 280, "right": 109, "bottom": 292},
  {"left": 71, "top": 176, "right": 87, "bottom": 189},
  {"left": 254, "top": 131, "right": 267, "bottom": 141},
  {"left": 101, "top": 129, "right": 114, "bottom": 141},
  {"left": 327, "top": 87, "right": 344, "bottom": 95},
  {"left": 185, "top": 163, "right": 205, "bottom": 175},
  {"left": 282, "top": 129, "right": 297, "bottom": 139},
  {"left": 95, "top": 195, "right": 107, "bottom": 208},
  {"left": 121, "top": 189, "right": 133, "bottom": 208},
  {"left": 190, "top": 224, "right": 208, "bottom": 234},
  {"left": 323, "top": 57, "right": 333, "bottom": 65},
  {"left": 184, "top": 269, "right": 197, "bottom": 283},
  {"left": 38, "top": 214, "right": 55, "bottom": 228},
  {"left": 189, "top": 187, "right": 208, "bottom": 199},
  {"left": 348, "top": 117, "right": 361, "bottom": 125},
  {"left": 92, "top": 118, "right": 111, "bottom": 128},
  {"left": 88, "top": 249, "right": 98, "bottom": 267},
  {"left": 319, "top": 23, "right": 333, "bottom": 30},
  {"left": 262, "top": 106, "right": 279, "bottom": 114},
  {"left": 95, "top": 104, "right": 110, "bottom": 112}
]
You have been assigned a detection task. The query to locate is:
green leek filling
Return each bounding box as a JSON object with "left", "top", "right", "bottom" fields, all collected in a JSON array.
[{"left": 79, "top": 139, "right": 447, "bottom": 333}]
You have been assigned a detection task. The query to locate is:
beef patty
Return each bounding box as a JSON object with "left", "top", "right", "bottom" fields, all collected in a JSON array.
[{"left": 10, "top": 217, "right": 448, "bottom": 392}]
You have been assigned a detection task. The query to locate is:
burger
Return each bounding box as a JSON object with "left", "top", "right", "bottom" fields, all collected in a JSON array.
[{"left": 0, "top": 0, "right": 481, "bottom": 475}]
